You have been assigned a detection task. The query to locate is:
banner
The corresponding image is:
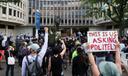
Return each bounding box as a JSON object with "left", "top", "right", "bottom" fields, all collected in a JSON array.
[
  {"left": 35, "top": 10, "right": 41, "bottom": 30},
  {"left": 87, "top": 31, "right": 118, "bottom": 52}
]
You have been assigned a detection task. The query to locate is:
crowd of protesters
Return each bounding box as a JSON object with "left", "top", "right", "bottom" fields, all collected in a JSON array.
[{"left": 0, "top": 28, "right": 128, "bottom": 76}]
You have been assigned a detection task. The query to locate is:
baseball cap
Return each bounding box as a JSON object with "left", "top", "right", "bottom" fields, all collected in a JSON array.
[
  {"left": 30, "top": 43, "right": 40, "bottom": 52},
  {"left": 99, "top": 61, "right": 121, "bottom": 76}
]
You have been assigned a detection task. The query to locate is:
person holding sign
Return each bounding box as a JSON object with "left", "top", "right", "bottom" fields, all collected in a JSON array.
[{"left": 87, "top": 42, "right": 122, "bottom": 76}]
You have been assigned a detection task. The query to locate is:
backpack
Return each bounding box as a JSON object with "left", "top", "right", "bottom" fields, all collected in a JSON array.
[{"left": 26, "top": 55, "right": 42, "bottom": 76}]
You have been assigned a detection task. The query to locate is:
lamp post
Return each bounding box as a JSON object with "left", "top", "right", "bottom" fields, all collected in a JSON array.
[
  {"left": 54, "top": 16, "right": 61, "bottom": 30},
  {"left": 53, "top": 15, "right": 61, "bottom": 43}
]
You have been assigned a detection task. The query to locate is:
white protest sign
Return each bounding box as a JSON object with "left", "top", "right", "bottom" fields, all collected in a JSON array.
[{"left": 87, "top": 31, "right": 118, "bottom": 52}]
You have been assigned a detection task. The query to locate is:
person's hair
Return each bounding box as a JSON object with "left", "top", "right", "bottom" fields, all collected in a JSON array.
[
  {"left": 76, "top": 47, "right": 83, "bottom": 55},
  {"left": 52, "top": 45, "right": 62, "bottom": 55}
]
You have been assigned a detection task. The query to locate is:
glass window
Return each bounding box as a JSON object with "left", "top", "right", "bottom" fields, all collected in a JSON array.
[
  {"left": 9, "top": 8, "right": 12, "bottom": 15},
  {"left": 29, "top": 17, "right": 31, "bottom": 23},
  {"left": 76, "top": 20, "right": 78, "bottom": 24},
  {"left": 72, "top": 20, "right": 74, "bottom": 24},
  {"left": 32, "top": 17, "right": 35, "bottom": 24},
  {"left": 90, "top": 20, "right": 93, "bottom": 24},
  {"left": 79, "top": 20, "right": 81, "bottom": 24},
  {"left": 51, "top": 18, "right": 53, "bottom": 24},
  {"left": 83, "top": 20, "right": 85, "bottom": 24},
  {"left": 65, "top": 19, "right": 67, "bottom": 24},
  {"left": 17, "top": 11, "right": 19, "bottom": 17},
  {"left": 29, "top": 8, "right": 31, "bottom": 15},
  {"left": 29, "top": 1, "right": 31, "bottom": 7},
  {"left": 8, "top": 26, "right": 14, "bottom": 29},
  {"left": 18, "top": 3, "right": 20, "bottom": 6},
  {"left": 2, "top": 7, "right": 6, "bottom": 14},
  {"left": 40, "top": 17, "right": 42, "bottom": 24},
  {"left": 44, "top": 17, "right": 46, "bottom": 24},
  {"left": 47, "top": 18, "right": 49, "bottom": 24},
  {"left": 20, "top": 12, "right": 22, "bottom": 18},
  {"left": 86, "top": 20, "right": 89, "bottom": 24},
  {"left": 69, "top": 20, "right": 71, "bottom": 24},
  {"left": 61, "top": 19, "right": 63, "bottom": 24},
  {"left": 14, "top": 10, "right": 16, "bottom": 16},
  {"left": 21, "top": 2, "right": 22, "bottom": 8},
  {"left": 51, "top": 1, "right": 53, "bottom": 5}
]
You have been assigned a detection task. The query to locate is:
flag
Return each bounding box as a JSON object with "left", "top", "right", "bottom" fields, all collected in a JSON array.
[{"left": 35, "top": 10, "right": 41, "bottom": 30}]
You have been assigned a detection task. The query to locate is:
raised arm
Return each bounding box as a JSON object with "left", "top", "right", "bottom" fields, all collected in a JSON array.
[
  {"left": 87, "top": 53, "right": 100, "bottom": 76},
  {"left": 60, "top": 40, "right": 66, "bottom": 57},
  {"left": 115, "top": 42, "right": 122, "bottom": 74},
  {"left": 38, "top": 27, "right": 48, "bottom": 59},
  {"left": 87, "top": 44, "right": 100, "bottom": 76}
]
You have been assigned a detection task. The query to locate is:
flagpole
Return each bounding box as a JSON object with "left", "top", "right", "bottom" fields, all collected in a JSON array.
[{"left": 35, "top": 29, "right": 38, "bottom": 39}]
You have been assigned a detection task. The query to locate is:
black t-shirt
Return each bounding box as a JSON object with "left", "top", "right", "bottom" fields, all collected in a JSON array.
[
  {"left": 51, "top": 55, "right": 63, "bottom": 76},
  {"left": 72, "top": 55, "right": 88, "bottom": 75}
]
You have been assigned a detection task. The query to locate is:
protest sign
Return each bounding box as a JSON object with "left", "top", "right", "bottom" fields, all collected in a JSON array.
[{"left": 87, "top": 31, "right": 118, "bottom": 52}]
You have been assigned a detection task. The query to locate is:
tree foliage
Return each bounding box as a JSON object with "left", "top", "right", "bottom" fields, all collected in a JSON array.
[{"left": 81, "top": 0, "right": 128, "bottom": 36}]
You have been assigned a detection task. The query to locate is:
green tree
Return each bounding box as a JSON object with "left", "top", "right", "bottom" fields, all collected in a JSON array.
[{"left": 82, "top": 0, "right": 128, "bottom": 36}]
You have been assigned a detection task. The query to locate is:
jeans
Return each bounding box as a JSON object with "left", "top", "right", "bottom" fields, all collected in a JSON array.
[{"left": 6, "top": 64, "right": 14, "bottom": 76}]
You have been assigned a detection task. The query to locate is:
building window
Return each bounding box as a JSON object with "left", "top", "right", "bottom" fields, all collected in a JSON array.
[
  {"left": 86, "top": 20, "right": 89, "bottom": 24},
  {"left": 21, "top": 2, "right": 22, "bottom": 8},
  {"left": 76, "top": 20, "right": 78, "bottom": 24},
  {"left": 72, "top": 20, "right": 74, "bottom": 24},
  {"left": 20, "top": 12, "right": 22, "bottom": 18},
  {"left": 51, "top": 18, "right": 54, "bottom": 24},
  {"left": 0, "top": 25, "right": 5, "bottom": 28},
  {"left": 8, "top": 26, "right": 14, "bottom": 29},
  {"left": 61, "top": 19, "right": 63, "bottom": 24},
  {"left": 65, "top": 19, "right": 67, "bottom": 24},
  {"left": 14, "top": 10, "right": 16, "bottom": 16},
  {"left": 83, "top": 20, "right": 85, "bottom": 24},
  {"left": 47, "top": 18, "right": 49, "bottom": 24},
  {"left": 90, "top": 20, "right": 93, "bottom": 24},
  {"left": 40, "top": 17, "right": 42, "bottom": 24},
  {"left": 18, "top": 3, "right": 20, "bottom": 6},
  {"left": 17, "top": 11, "right": 19, "bottom": 17},
  {"left": 2, "top": 7, "right": 6, "bottom": 14},
  {"left": 29, "top": 8, "right": 31, "bottom": 15},
  {"left": 44, "top": 18, "right": 46, "bottom": 24},
  {"left": 9, "top": 8, "right": 12, "bottom": 15},
  {"left": 32, "top": 17, "right": 35, "bottom": 24},
  {"left": 29, "top": 17, "right": 31, "bottom": 23},
  {"left": 79, "top": 20, "right": 81, "bottom": 24},
  {"left": 69, "top": 20, "right": 71, "bottom": 24}
]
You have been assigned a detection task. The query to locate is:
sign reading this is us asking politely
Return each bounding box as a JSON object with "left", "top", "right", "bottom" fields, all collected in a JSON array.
[{"left": 87, "top": 31, "right": 118, "bottom": 52}]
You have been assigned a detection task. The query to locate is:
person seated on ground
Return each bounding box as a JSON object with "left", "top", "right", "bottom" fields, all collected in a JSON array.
[
  {"left": 87, "top": 42, "right": 122, "bottom": 76},
  {"left": 21, "top": 27, "right": 48, "bottom": 76}
]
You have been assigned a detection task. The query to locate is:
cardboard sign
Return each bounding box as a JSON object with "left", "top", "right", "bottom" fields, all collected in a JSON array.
[{"left": 87, "top": 31, "right": 118, "bottom": 52}]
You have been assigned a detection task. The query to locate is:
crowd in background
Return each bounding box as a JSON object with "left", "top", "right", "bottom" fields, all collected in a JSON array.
[{"left": 0, "top": 29, "right": 128, "bottom": 76}]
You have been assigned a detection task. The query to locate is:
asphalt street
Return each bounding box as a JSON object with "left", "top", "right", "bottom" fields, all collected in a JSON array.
[
  {"left": 0, "top": 62, "right": 127, "bottom": 76},
  {"left": 0, "top": 62, "right": 72, "bottom": 76}
]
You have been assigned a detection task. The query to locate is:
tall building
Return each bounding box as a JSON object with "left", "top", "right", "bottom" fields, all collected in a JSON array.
[
  {"left": 28, "top": 0, "right": 94, "bottom": 35},
  {"left": 0, "top": 0, "right": 28, "bottom": 36},
  {"left": 0, "top": 0, "right": 94, "bottom": 36}
]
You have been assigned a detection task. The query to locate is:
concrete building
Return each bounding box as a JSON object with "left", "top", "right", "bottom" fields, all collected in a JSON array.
[
  {"left": 0, "top": 0, "right": 95, "bottom": 36},
  {"left": 28, "top": 0, "right": 94, "bottom": 36},
  {"left": 0, "top": 0, "right": 29, "bottom": 36}
]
